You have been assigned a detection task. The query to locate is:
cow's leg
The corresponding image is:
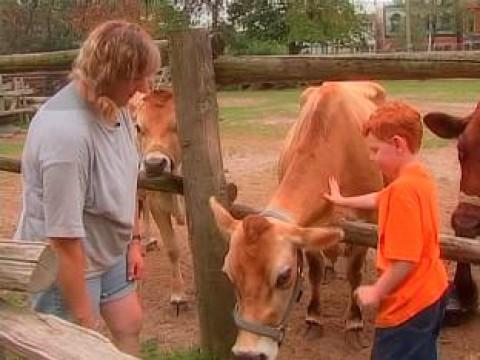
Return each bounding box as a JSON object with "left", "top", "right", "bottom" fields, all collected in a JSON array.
[
  {"left": 149, "top": 198, "right": 186, "bottom": 306},
  {"left": 455, "top": 263, "right": 478, "bottom": 310},
  {"left": 172, "top": 194, "right": 185, "bottom": 226},
  {"left": 138, "top": 191, "right": 157, "bottom": 251},
  {"left": 345, "top": 245, "right": 367, "bottom": 328},
  {"left": 305, "top": 250, "right": 325, "bottom": 333},
  {"left": 344, "top": 244, "right": 369, "bottom": 349},
  {"left": 445, "top": 262, "right": 478, "bottom": 326}
]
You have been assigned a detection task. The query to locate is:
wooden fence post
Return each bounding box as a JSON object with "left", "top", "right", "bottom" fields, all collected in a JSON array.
[{"left": 169, "top": 29, "right": 236, "bottom": 358}]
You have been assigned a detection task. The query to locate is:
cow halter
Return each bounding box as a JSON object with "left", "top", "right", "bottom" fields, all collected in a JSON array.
[{"left": 232, "top": 208, "right": 304, "bottom": 346}]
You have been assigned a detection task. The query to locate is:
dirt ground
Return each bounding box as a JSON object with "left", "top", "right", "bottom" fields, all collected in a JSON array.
[{"left": 2, "top": 100, "right": 480, "bottom": 359}]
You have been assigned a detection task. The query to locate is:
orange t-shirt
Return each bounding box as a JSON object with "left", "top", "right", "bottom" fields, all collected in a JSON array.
[{"left": 375, "top": 162, "right": 448, "bottom": 328}]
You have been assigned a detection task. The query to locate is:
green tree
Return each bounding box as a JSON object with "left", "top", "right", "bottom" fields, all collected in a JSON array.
[
  {"left": 228, "top": 0, "right": 288, "bottom": 41},
  {"left": 287, "top": 0, "right": 360, "bottom": 44},
  {"left": 227, "top": 0, "right": 362, "bottom": 54}
]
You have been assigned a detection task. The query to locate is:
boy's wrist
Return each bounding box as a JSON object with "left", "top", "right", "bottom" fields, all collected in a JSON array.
[{"left": 371, "top": 283, "right": 385, "bottom": 301}]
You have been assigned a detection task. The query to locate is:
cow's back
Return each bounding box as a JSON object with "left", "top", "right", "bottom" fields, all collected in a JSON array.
[{"left": 272, "top": 82, "right": 384, "bottom": 226}]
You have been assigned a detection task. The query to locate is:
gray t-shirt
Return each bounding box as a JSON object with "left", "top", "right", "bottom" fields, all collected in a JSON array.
[{"left": 15, "top": 82, "right": 139, "bottom": 276}]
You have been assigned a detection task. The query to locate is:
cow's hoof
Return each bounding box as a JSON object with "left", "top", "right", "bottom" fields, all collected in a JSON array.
[
  {"left": 345, "top": 319, "right": 363, "bottom": 331},
  {"left": 304, "top": 317, "right": 324, "bottom": 339},
  {"left": 442, "top": 289, "right": 476, "bottom": 327},
  {"left": 170, "top": 296, "right": 188, "bottom": 316},
  {"left": 344, "top": 320, "right": 368, "bottom": 350}
]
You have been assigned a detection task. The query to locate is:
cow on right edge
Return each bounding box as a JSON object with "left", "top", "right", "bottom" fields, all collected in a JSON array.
[{"left": 424, "top": 103, "right": 480, "bottom": 325}]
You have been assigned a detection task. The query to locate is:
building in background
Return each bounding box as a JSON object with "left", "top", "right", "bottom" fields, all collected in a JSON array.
[{"left": 379, "top": 0, "right": 480, "bottom": 51}]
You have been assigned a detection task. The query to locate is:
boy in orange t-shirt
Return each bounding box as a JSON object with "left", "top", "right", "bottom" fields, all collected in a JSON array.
[{"left": 325, "top": 101, "right": 448, "bottom": 359}]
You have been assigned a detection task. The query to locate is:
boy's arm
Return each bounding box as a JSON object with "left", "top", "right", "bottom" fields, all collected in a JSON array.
[
  {"left": 355, "top": 260, "right": 415, "bottom": 309},
  {"left": 324, "top": 177, "right": 379, "bottom": 210}
]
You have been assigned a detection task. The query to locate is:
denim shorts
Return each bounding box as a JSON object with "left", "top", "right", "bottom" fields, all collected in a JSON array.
[
  {"left": 31, "top": 255, "right": 136, "bottom": 321},
  {"left": 371, "top": 293, "right": 447, "bottom": 360}
]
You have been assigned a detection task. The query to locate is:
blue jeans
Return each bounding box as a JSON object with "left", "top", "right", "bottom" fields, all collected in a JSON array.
[
  {"left": 372, "top": 293, "right": 447, "bottom": 360},
  {"left": 31, "top": 255, "right": 136, "bottom": 321}
]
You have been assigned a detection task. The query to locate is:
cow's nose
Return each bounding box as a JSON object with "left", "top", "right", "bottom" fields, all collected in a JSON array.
[
  {"left": 232, "top": 351, "right": 267, "bottom": 360},
  {"left": 144, "top": 157, "right": 167, "bottom": 176}
]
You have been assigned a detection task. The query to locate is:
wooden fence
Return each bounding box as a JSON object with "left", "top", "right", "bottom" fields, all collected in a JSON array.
[{"left": 2, "top": 32, "right": 480, "bottom": 359}]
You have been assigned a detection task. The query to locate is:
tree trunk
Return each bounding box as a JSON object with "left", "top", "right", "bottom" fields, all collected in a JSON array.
[{"left": 170, "top": 29, "right": 236, "bottom": 358}]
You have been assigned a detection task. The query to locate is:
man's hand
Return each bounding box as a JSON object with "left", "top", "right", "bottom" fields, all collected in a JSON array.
[{"left": 128, "top": 241, "right": 145, "bottom": 281}]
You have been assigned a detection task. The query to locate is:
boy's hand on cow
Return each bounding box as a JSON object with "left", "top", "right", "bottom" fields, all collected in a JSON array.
[
  {"left": 355, "top": 285, "right": 381, "bottom": 310},
  {"left": 324, "top": 177, "right": 345, "bottom": 205}
]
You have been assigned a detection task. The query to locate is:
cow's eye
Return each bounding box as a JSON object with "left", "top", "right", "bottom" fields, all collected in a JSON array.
[
  {"left": 276, "top": 268, "right": 292, "bottom": 289},
  {"left": 135, "top": 124, "right": 143, "bottom": 135}
]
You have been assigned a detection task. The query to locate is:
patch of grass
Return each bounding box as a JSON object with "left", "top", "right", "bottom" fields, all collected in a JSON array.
[
  {"left": 422, "top": 128, "right": 451, "bottom": 150},
  {"left": 380, "top": 79, "right": 480, "bottom": 103},
  {"left": 0, "top": 291, "right": 29, "bottom": 308},
  {"left": 0, "top": 142, "right": 23, "bottom": 157},
  {"left": 218, "top": 81, "right": 477, "bottom": 143},
  {"left": 140, "top": 339, "right": 215, "bottom": 360},
  {"left": 218, "top": 88, "right": 300, "bottom": 137}
]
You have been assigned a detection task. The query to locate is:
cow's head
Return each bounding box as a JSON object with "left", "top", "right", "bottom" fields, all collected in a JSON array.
[
  {"left": 210, "top": 198, "right": 343, "bottom": 360},
  {"left": 424, "top": 104, "right": 480, "bottom": 238},
  {"left": 130, "top": 88, "right": 180, "bottom": 176}
]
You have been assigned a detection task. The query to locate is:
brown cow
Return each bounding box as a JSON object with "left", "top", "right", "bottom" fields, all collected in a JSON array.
[
  {"left": 130, "top": 88, "right": 186, "bottom": 305},
  {"left": 211, "top": 82, "right": 386, "bottom": 360},
  {"left": 424, "top": 105, "right": 480, "bottom": 325}
]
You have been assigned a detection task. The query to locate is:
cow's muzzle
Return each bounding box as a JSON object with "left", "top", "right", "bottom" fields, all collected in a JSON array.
[
  {"left": 232, "top": 352, "right": 267, "bottom": 360},
  {"left": 233, "top": 249, "right": 303, "bottom": 346}
]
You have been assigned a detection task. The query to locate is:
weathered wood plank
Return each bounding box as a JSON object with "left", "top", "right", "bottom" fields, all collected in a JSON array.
[
  {"left": 170, "top": 29, "right": 236, "bottom": 358},
  {"left": 137, "top": 172, "right": 183, "bottom": 194},
  {"left": 0, "top": 157, "right": 184, "bottom": 194},
  {"left": 0, "top": 156, "right": 21, "bottom": 173},
  {"left": 0, "top": 241, "right": 55, "bottom": 293},
  {"left": 2, "top": 48, "right": 480, "bottom": 82},
  {"left": 0, "top": 301, "right": 137, "bottom": 359},
  {"left": 0, "top": 41, "right": 168, "bottom": 74},
  {"left": 214, "top": 52, "right": 480, "bottom": 84},
  {"left": 0, "top": 108, "right": 36, "bottom": 117},
  {"left": 0, "top": 241, "right": 45, "bottom": 262},
  {"left": 341, "top": 220, "right": 480, "bottom": 264}
]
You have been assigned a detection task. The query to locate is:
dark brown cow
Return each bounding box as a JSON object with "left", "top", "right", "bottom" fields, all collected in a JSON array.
[{"left": 424, "top": 105, "right": 480, "bottom": 324}]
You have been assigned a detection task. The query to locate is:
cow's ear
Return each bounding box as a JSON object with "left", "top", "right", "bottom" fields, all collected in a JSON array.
[
  {"left": 289, "top": 226, "right": 343, "bottom": 251},
  {"left": 424, "top": 112, "right": 469, "bottom": 139},
  {"left": 128, "top": 91, "right": 148, "bottom": 113},
  {"left": 209, "top": 197, "right": 238, "bottom": 237}
]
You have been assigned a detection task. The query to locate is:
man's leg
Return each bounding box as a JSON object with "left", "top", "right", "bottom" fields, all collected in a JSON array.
[
  {"left": 101, "top": 291, "right": 142, "bottom": 355},
  {"left": 99, "top": 256, "right": 142, "bottom": 356}
]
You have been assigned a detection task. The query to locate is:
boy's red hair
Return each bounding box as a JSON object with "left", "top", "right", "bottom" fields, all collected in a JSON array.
[{"left": 363, "top": 101, "right": 423, "bottom": 153}]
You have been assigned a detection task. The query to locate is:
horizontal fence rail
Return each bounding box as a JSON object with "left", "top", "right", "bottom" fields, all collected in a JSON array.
[
  {"left": 0, "top": 41, "right": 168, "bottom": 74},
  {"left": 1, "top": 47, "right": 480, "bottom": 83},
  {"left": 214, "top": 52, "right": 480, "bottom": 84},
  {"left": 0, "top": 156, "right": 183, "bottom": 194},
  {"left": 341, "top": 221, "right": 480, "bottom": 265}
]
